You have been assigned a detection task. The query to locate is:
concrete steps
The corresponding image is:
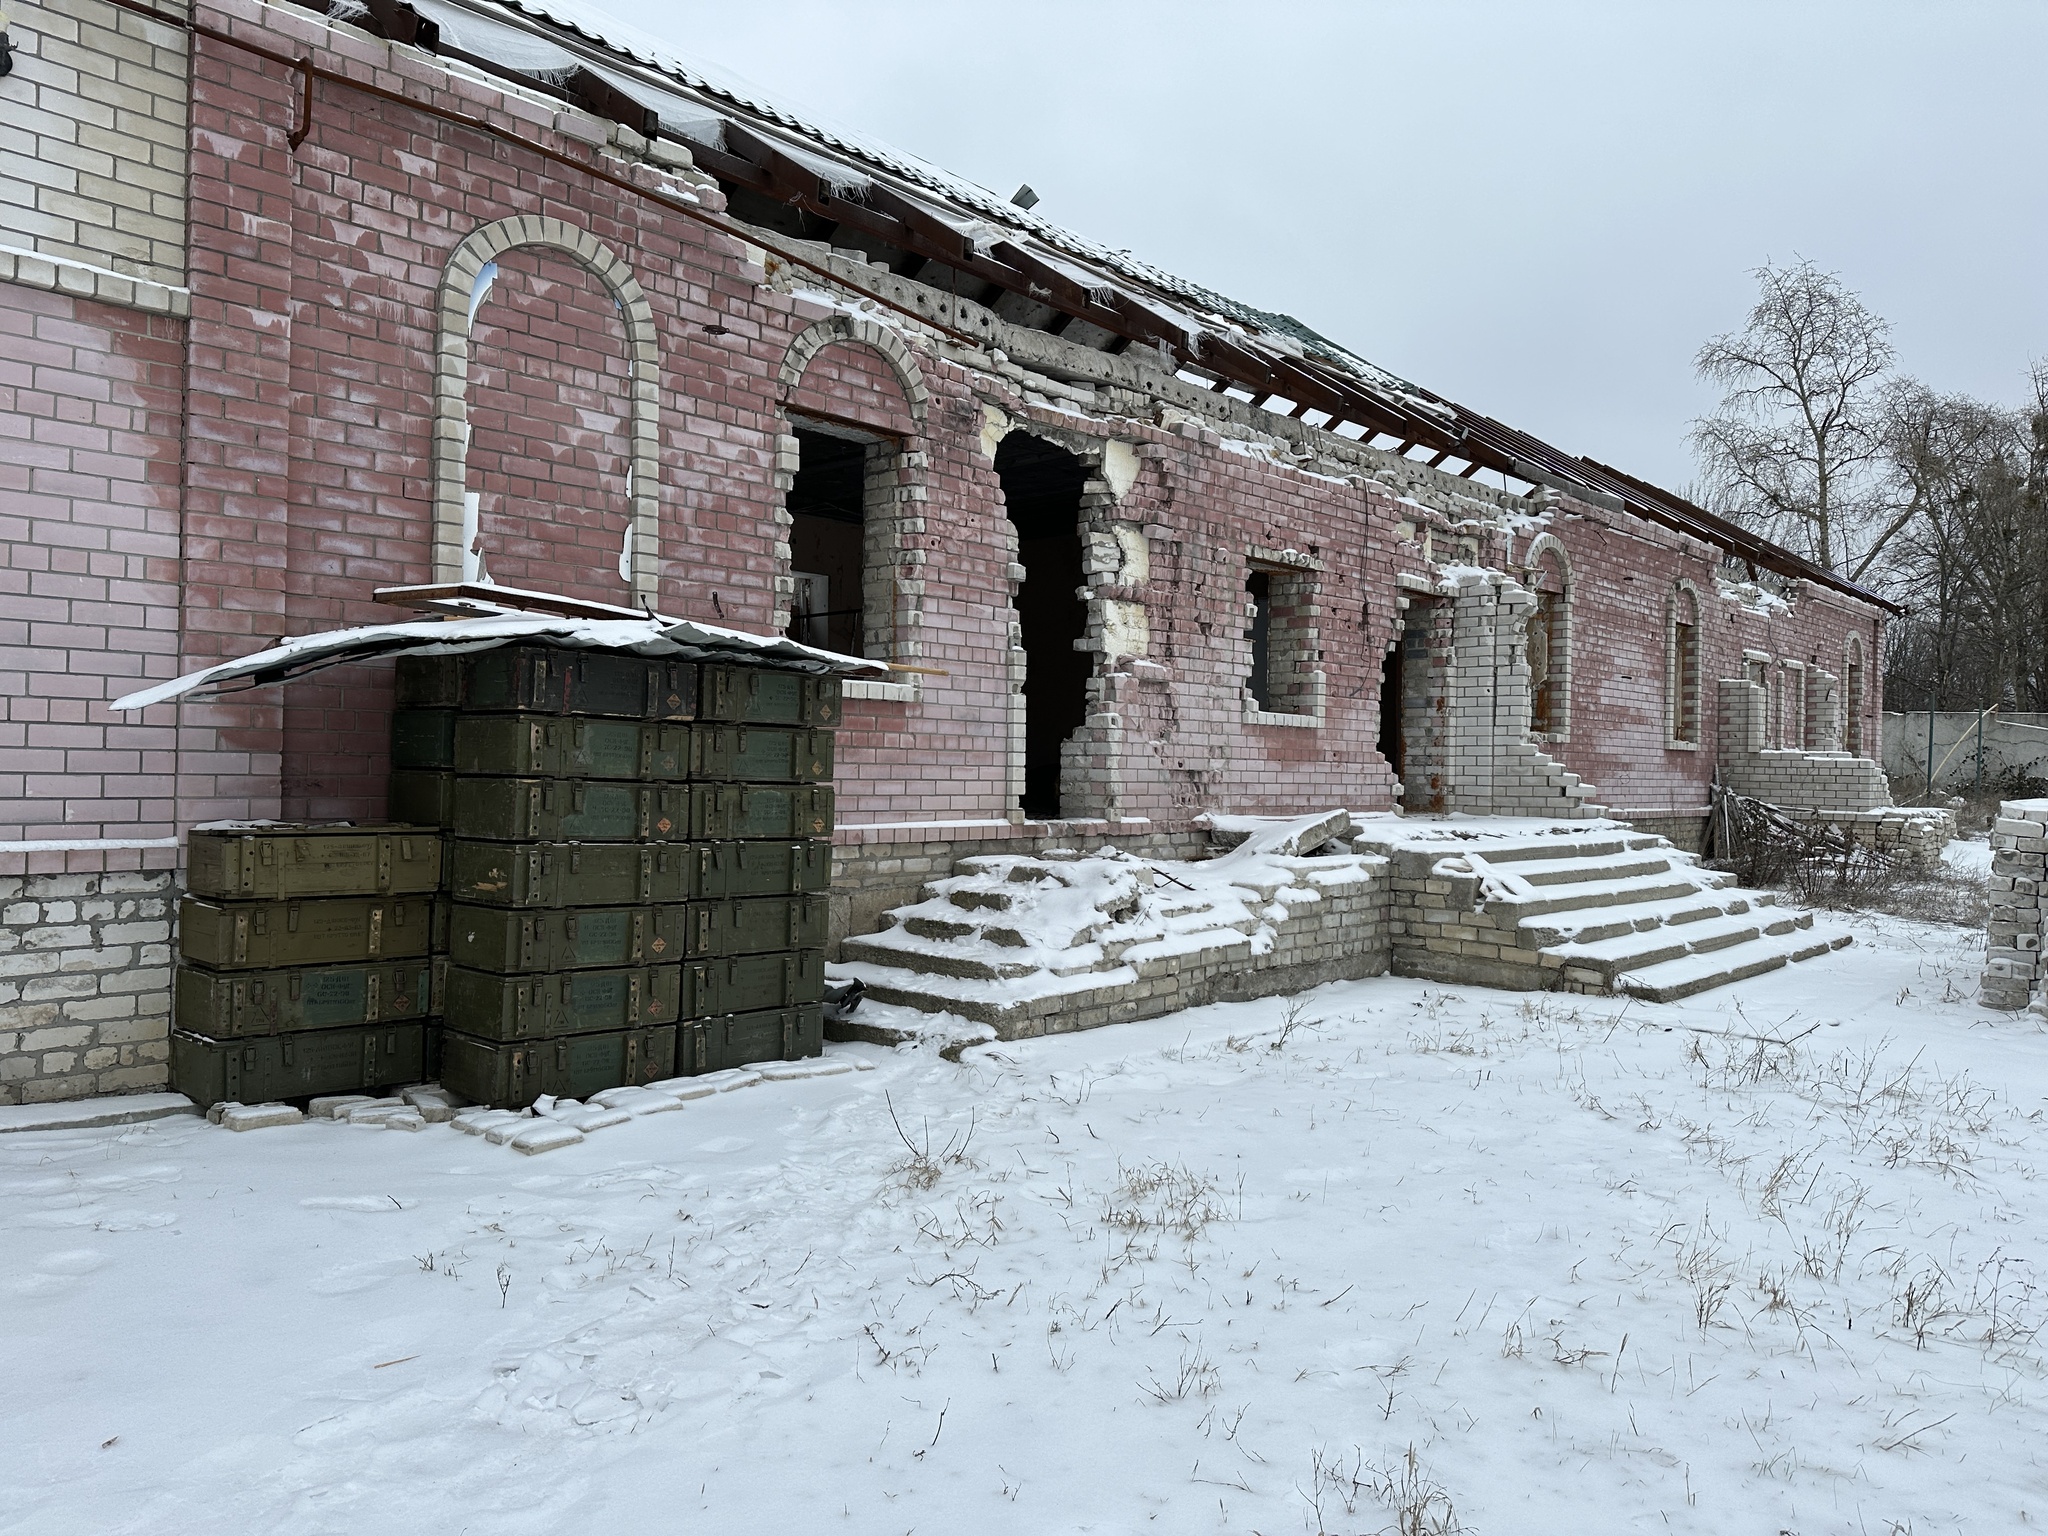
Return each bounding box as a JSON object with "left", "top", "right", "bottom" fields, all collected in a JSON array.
[
  {"left": 1425, "top": 829, "right": 1848, "bottom": 999},
  {"left": 1615, "top": 928, "right": 1853, "bottom": 1002},
  {"left": 1515, "top": 889, "right": 1777, "bottom": 948}
]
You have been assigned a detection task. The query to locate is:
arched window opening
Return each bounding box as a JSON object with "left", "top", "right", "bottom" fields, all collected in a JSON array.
[{"left": 464, "top": 246, "right": 635, "bottom": 605}]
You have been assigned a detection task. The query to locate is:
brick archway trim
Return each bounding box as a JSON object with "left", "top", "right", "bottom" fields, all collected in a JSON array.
[
  {"left": 433, "top": 216, "right": 662, "bottom": 603},
  {"left": 778, "top": 315, "right": 930, "bottom": 428}
]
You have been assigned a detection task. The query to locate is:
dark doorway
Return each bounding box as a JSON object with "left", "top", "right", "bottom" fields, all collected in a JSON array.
[
  {"left": 785, "top": 424, "right": 871, "bottom": 656},
  {"left": 996, "top": 433, "right": 1089, "bottom": 819},
  {"left": 1376, "top": 638, "right": 1404, "bottom": 782}
]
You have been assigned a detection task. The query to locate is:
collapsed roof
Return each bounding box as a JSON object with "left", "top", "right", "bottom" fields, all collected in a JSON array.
[{"left": 314, "top": 0, "right": 1894, "bottom": 612}]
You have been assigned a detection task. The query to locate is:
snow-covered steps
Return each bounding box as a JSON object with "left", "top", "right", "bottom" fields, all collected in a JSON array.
[
  {"left": 1615, "top": 928, "right": 1853, "bottom": 1002},
  {"left": 833, "top": 814, "right": 1855, "bottom": 1047},
  {"left": 1350, "top": 813, "right": 1851, "bottom": 1001},
  {"left": 829, "top": 813, "right": 1390, "bottom": 1041}
]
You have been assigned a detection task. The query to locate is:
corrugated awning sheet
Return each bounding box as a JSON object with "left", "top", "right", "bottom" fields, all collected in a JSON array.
[{"left": 111, "top": 614, "right": 886, "bottom": 713}]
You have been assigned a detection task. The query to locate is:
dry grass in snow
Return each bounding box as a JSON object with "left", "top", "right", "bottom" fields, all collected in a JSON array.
[{"left": 2, "top": 908, "right": 2044, "bottom": 1533}]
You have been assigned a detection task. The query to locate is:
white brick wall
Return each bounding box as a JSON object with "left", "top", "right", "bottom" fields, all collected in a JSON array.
[
  {"left": 0, "top": 0, "right": 191, "bottom": 288},
  {"left": 0, "top": 871, "right": 175, "bottom": 1103},
  {"left": 1716, "top": 677, "right": 1890, "bottom": 812}
]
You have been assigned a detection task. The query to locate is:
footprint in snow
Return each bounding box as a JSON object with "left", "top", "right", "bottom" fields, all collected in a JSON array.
[
  {"left": 306, "top": 1256, "right": 416, "bottom": 1294},
  {"left": 299, "top": 1195, "right": 419, "bottom": 1212},
  {"left": 14, "top": 1206, "right": 176, "bottom": 1232},
  {"left": 6, "top": 1248, "right": 112, "bottom": 1297},
  {"left": 38, "top": 1248, "right": 111, "bottom": 1275}
]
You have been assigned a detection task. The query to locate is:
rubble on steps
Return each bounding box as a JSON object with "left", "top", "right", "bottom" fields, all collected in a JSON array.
[{"left": 831, "top": 810, "right": 1389, "bottom": 1042}]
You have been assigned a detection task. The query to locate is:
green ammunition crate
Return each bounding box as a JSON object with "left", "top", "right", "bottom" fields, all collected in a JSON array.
[
  {"left": 174, "top": 959, "right": 437, "bottom": 1036},
  {"left": 447, "top": 903, "right": 689, "bottom": 973},
  {"left": 445, "top": 840, "right": 695, "bottom": 908},
  {"left": 699, "top": 665, "right": 840, "bottom": 726},
  {"left": 688, "top": 783, "right": 834, "bottom": 841},
  {"left": 452, "top": 778, "right": 690, "bottom": 843},
  {"left": 690, "top": 724, "right": 834, "bottom": 784},
  {"left": 675, "top": 1005, "right": 823, "bottom": 1076},
  {"left": 439, "top": 1025, "right": 676, "bottom": 1110},
  {"left": 683, "top": 950, "right": 825, "bottom": 1017},
  {"left": 179, "top": 895, "right": 435, "bottom": 970},
  {"left": 444, "top": 963, "right": 683, "bottom": 1040},
  {"left": 186, "top": 825, "right": 441, "bottom": 900},
  {"left": 170, "top": 1021, "right": 428, "bottom": 1108},
  {"left": 391, "top": 709, "right": 457, "bottom": 771},
  {"left": 688, "top": 840, "right": 832, "bottom": 899},
  {"left": 684, "top": 895, "right": 830, "bottom": 958},
  {"left": 396, "top": 647, "right": 697, "bottom": 720},
  {"left": 389, "top": 769, "right": 455, "bottom": 828},
  {"left": 452, "top": 716, "right": 692, "bottom": 781}
]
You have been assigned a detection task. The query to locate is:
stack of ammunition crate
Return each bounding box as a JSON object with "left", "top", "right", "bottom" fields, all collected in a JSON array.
[
  {"left": 391, "top": 645, "right": 838, "bottom": 1109},
  {"left": 169, "top": 825, "right": 442, "bottom": 1107}
]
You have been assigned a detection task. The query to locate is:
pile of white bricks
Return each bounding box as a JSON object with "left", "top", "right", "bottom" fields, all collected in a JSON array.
[{"left": 1980, "top": 799, "right": 2048, "bottom": 1010}]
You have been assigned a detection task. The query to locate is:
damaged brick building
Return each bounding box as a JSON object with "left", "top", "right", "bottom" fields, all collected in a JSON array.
[{"left": 3, "top": 0, "right": 1913, "bottom": 1100}]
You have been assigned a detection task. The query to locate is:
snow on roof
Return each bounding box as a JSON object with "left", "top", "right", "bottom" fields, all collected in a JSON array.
[{"left": 109, "top": 612, "right": 885, "bottom": 713}]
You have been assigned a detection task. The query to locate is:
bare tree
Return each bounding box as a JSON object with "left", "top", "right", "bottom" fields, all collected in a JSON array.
[
  {"left": 1881, "top": 366, "right": 2048, "bottom": 715},
  {"left": 1692, "top": 260, "right": 1895, "bottom": 573}
]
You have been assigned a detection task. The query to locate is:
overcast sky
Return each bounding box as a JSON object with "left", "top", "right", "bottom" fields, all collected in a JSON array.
[{"left": 607, "top": 0, "right": 2048, "bottom": 492}]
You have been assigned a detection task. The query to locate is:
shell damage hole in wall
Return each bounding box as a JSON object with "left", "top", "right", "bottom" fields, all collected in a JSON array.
[
  {"left": 465, "top": 246, "right": 635, "bottom": 605},
  {"left": 997, "top": 433, "right": 1090, "bottom": 820}
]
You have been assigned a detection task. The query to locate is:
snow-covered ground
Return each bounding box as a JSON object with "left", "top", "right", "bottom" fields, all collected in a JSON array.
[{"left": 6, "top": 910, "right": 2045, "bottom": 1534}]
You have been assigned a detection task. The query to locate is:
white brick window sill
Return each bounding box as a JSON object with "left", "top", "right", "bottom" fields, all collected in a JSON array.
[
  {"left": 1244, "top": 708, "right": 1320, "bottom": 729},
  {"left": 0, "top": 244, "right": 191, "bottom": 318},
  {"left": 845, "top": 677, "right": 922, "bottom": 705}
]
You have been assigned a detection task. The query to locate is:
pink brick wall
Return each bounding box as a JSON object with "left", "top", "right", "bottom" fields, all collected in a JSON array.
[
  {"left": 0, "top": 283, "right": 185, "bottom": 871},
  {"left": 1542, "top": 523, "right": 1888, "bottom": 815}
]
